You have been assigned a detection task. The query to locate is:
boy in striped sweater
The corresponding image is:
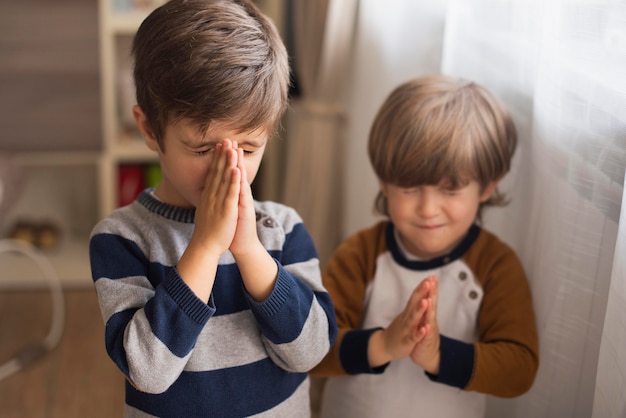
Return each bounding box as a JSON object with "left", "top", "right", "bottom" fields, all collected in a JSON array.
[{"left": 89, "top": 1, "right": 337, "bottom": 416}]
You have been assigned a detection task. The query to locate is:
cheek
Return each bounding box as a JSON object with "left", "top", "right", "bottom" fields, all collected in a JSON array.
[
  {"left": 244, "top": 156, "right": 263, "bottom": 183},
  {"left": 167, "top": 157, "right": 208, "bottom": 186},
  {"left": 386, "top": 195, "right": 412, "bottom": 219},
  {"left": 448, "top": 197, "right": 480, "bottom": 221}
]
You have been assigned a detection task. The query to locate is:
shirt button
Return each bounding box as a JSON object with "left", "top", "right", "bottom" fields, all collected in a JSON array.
[
  {"left": 469, "top": 290, "right": 478, "bottom": 300},
  {"left": 459, "top": 271, "right": 467, "bottom": 281}
]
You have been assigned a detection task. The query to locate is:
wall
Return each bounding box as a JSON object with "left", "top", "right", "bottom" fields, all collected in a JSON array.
[{"left": 0, "top": 0, "right": 100, "bottom": 152}]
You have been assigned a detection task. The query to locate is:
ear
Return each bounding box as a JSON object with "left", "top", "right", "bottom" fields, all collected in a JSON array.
[
  {"left": 132, "top": 105, "right": 160, "bottom": 152},
  {"left": 480, "top": 180, "right": 500, "bottom": 202}
]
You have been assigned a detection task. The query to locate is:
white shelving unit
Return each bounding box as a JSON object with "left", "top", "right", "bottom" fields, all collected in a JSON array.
[
  {"left": 0, "top": 1, "right": 102, "bottom": 290},
  {"left": 0, "top": 152, "right": 99, "bottom": 289},
  {"left": 98, "top": 0, "right": 163, "bottom": 219}
]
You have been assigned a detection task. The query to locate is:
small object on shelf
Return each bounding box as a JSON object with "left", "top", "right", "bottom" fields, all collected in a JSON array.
[
  {"left": 8, "top": 221, "right": 37, "bottom": 247},
  {"left": 144, "top": 163, "right": 162, "bottom": 188},
  {"left": 8, "top": 220, "right": 62, "bottom": 250},
  {"left": 118, "top": 164, "right": 145, "bottom": 207},
  {"left": 37, "top": 222, "right": 62, "bottom": 250}
]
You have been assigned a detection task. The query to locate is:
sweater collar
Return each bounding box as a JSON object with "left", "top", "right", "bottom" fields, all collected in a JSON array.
[
  {"left": 385, "top": 222, "right": 481, "bottom": 270},
  {"left": 137, "top": 189, "right": 196, "bottom": 224}
]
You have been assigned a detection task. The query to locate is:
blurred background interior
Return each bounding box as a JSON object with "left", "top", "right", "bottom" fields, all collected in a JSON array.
[{"left": 1, "top": 0, "right": 625, "bottom": 417}]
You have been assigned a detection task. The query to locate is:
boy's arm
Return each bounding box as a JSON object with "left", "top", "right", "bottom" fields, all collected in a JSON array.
[
  {"left": 368, "top": 278, "right": 432, "bottom": 367},
  {"left": 225, "top": 148, "right": 334, "bottom": 372},
  {"left": 427, "top": 247, "right": 539, "bottom": 397},
  {"left": 90, "top": 228, "right": 215, "bottom": 394},
  {"left": 468, "top": 248, "right": 538, "bottom": 397},
  {"left": 178, "top": 139, "right": 241, "bottom": 302},
  {"left": 89, "top": 140, "right": 241, "bottom": 394},
  {"left": 240, "top": 212, "right": 338, "bottom": 373},
  {"left": 229, "top": 146, "right": 278, "bottom": 301}
]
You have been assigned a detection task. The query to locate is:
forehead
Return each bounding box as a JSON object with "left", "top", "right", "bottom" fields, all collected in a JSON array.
[{"left": 173, "top": 119, "right": 269, "bottom": 144}]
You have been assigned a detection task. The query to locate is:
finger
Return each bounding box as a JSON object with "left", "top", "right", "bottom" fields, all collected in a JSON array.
[
  {"left": 225, "top": 166, "right": 241, "bottom": 203},
  {"left": 427, "top": 296, "right": 437, "bottom": 327},
  {"left": 427, "top": 276, "right": 439, "bottom": 317},
  {"left": 237, "top": 147, "right": 247, "bottom": 185},
  {"left": 404, "top": 278, "right": 430, "bottom": 316},
  {"left": 205, "top": 141, "right": 229, "bottom": 182},
  {"left": 201, "top": 146, "right": 225, "bottom": 201},
  {"left": 410, "top": 298, "right": 429, "bottom": 336},
  {"left": 399, "top": 299, "right": 427, "bottom": 347},
  {"left": 207, "top": 144, "right": 239, "bottom": 205},
  {"left": 415, "top": 323, "right": 430, "bottom": 344}
]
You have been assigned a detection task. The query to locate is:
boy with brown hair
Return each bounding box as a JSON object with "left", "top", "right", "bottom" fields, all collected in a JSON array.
[
  {"left": 312, "top": 75, "right": 539, "bottom": 418},
  {"left": 89, "top": 1, "right": 337, "bottom": 416}
]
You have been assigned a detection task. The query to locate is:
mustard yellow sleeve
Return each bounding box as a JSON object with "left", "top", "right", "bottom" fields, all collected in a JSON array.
[
  {"left": 310, "top": 222, "right": 388, "bottom": 377},
  {"left": 464, "top": 231, "right": 539, "bottom": 397}
]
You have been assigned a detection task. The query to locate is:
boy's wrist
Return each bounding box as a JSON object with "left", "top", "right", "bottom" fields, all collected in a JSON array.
[
  {"left": 230, "top": 238, "right": 265, "bottom": 261},
  {"left": 186, "top": 240, "right": 226, "bottom": 264},
  {"left": 367, "top": 329, "right": 392, "bottom": 367},
  {"left": 423, "top": 351, "right": 441, "bottom": 375},
  {"left": 234, "top": 242, "right": 278, "bottom": 302}
]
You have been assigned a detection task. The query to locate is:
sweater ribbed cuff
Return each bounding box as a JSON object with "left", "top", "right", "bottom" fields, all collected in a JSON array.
[
  {"left": 340, "top": 328, "right": 389, "bottom": 375},
  {"left": 165, "top": 268, "right": 215, "bottom": 324}
]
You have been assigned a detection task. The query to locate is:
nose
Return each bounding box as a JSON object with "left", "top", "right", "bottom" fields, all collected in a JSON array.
[{"left": 416, "top": 191, "right": 439, "bottom": 218}]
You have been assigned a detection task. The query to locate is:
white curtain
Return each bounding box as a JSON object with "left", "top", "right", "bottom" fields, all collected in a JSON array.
[
  {"left": 296, "top": 0, "right": 625, "bottom": 415},
  {"left": 594, "top": 176, "right": 626, "bottom": 418},
  {"left": 441, "top": 1, "right": 626, "bottom": 417},
  {"left": 282, "top": 0, "right": 359, "bottom": 266}
]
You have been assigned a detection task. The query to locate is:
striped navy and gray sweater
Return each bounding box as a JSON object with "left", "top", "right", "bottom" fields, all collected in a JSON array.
[{"left": 89, "top": 190, "right": 337, "bottom": 417}]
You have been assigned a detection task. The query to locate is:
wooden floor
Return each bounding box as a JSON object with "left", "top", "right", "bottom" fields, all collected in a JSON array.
[{"left": 0, "top": 288, "right": 124, "bottom": 418}]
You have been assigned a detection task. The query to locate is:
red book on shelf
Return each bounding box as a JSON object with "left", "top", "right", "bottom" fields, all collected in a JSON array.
[{"left": 118, "top": 165, "right": 145, "bottom": 207}]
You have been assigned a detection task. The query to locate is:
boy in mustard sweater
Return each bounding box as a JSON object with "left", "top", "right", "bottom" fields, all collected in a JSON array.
[{"left": 312, "top": 75, "right": 539, "bottom": 418}]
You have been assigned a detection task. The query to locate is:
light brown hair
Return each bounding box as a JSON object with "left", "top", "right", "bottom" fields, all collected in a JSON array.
[
  {"left": 132, "top": 0, "right": 290, "bottom": 148},
  {"left": 368, "top": 74, "right": 517, "bottom": 218}
]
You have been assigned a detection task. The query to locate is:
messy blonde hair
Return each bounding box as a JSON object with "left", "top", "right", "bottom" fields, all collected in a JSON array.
[{"left": 368, "top": 74, "right": 517, "bottom": 219}]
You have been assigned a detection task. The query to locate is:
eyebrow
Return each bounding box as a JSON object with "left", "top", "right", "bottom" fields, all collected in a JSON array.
[
  {"left": 238, "top": 138, "right": 267, "bottom": 148},
  {"left": 183, "top": 137, "right": 267, "bottom": 149}
]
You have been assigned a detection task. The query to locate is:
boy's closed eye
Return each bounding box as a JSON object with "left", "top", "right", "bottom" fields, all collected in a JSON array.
[
  {"left": 188, "top": 141, "right": 218, "bottom": 156},
  {"left": 194, "top": 147, "right": 257, "bottom": 157},
  {"left": 441, "top": 187, "right": 461, "bottom": 196}
]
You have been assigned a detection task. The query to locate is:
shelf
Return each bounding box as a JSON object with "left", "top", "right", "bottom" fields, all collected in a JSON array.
[
  {"left": 13, "top": 151, "right": 100, "bottom": 167},
  {"left": 0, "top": 237, "right": 93, "bottom": 290}
]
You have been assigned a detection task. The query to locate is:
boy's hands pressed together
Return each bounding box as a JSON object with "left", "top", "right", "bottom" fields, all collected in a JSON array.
[
  {"left": 195, "top": 140, "right": 241, "bottom": 254},
  {"left": 177, "top": 139, "right": 241, "bottom": 302},
  {"left": 229, "top": 145, "right": 259, "bottom": 256},
  {"left": 367, "top": 276, "right": 434, "bottom": 368},
  {"left": 230, "top": 143, "right": 279, "bottom": 302},
  {"left": 410, "top": 276, "right": 441, "bottom": 375}
]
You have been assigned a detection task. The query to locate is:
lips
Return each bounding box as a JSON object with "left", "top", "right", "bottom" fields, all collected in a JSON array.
[{"left": 417, "top": 224, "right": 443, "bottom": 230}]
